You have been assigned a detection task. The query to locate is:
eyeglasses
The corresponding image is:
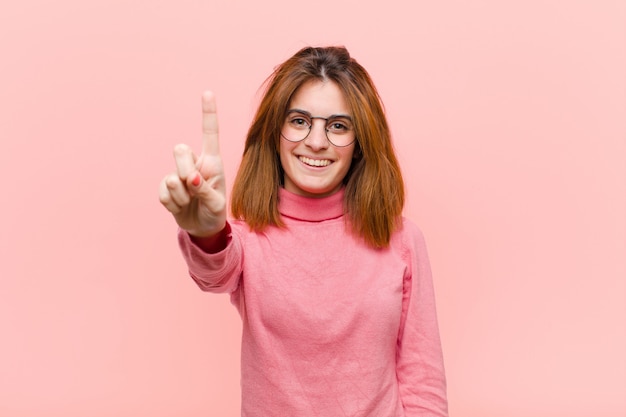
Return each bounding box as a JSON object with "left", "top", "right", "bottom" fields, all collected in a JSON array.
[{"left": 281, "top": 109, "right": 356, "bottom": 147}]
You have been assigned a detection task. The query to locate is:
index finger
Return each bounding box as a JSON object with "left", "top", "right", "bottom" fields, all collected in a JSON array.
[{"left": 201, "top": 90, "right": 220, "bottom": 155}]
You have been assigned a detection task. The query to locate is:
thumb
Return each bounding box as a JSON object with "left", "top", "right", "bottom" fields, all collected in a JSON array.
[
  {"left": 189, "top": 171, "right": 203, "bottom": 188},
  {"left": 187, "top": 171, "right": 220, "bottom": 202}
]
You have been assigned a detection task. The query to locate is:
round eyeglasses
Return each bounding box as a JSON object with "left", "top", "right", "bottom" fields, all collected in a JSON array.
[{"left": 281, "top": 110, "right": 356, "bottom": 147}]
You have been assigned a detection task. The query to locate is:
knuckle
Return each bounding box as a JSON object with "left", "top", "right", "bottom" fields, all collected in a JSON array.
[
  {"left": 158, "top": 193, "right": 169, "bottom": 205},
  {"left": 173, "top": 143, "right": 191, "bottom": 156},
  {"left": 172, "top": 190, "right": 191, "bottom": 207},
  {"left": 159, "top": 193, "right": 173, "bottom": 209},
  {"left": 165, "top": 174, "right": 181, "bottom": 189}
]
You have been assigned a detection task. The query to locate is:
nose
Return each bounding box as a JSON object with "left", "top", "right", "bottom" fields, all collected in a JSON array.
[{"left": 303, "top": 119, "right": 330, "bottom": 150}]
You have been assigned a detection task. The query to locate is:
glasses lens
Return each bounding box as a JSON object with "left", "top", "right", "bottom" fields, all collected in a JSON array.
[
  {"left": 282, "top": 114, "right": 311, "bottom": 142},
  {"left": 325, "top": 118, "right": 355, "bottom": 147}
]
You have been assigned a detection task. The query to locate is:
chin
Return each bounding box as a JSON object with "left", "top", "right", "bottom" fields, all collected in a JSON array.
[{"left": 297, "top": 183, "right": 340, "bottom": 197}]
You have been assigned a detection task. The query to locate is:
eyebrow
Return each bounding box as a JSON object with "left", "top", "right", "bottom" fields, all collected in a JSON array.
[{"left": 287, "top": 108, "right": 353, "bottom": 121}]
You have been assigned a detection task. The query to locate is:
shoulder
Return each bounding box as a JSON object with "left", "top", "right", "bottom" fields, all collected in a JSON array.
[
  {"left": 228, "top": 218, "right": 253, "bottom": 237},
  {"left": 392, "top": 217, "right": 428, "bottom": 251},
  {"left": 227, "top": 218, "right": 284, "bottom": 245},
  {"left": 388, "top": 217, "right": 432, "bottom": 275}
]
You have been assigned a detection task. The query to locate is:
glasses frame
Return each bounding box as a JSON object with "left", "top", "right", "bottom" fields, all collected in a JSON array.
[{"left": 280, "top": 110, "right": 357, "bottom": 148}]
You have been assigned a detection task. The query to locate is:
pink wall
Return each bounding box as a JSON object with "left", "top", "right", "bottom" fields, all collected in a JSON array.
[{"left": 1, "top": 0, "right": 624, "bottom": 416}]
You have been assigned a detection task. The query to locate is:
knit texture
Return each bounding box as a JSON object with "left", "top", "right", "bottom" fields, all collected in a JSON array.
[{"left": 178, "top": 188, "right": 448, "bottom": 416}]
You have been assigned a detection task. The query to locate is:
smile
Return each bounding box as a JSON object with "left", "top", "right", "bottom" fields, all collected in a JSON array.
[{"left": 299, "top": 156, "right": 332, "bottom": 167}]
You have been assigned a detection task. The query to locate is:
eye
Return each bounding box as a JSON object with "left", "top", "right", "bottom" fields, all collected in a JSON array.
[
  {"left": 327, "top": 119, "right": 351, "bottom": 133},
  {"left": 288, "top": 116, "right": 311, "bottom": 129}
]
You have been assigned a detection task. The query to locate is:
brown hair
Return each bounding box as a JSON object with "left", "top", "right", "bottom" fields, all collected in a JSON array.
[{"left": 231, "top": 46, "right": 405, "bottom": 248}]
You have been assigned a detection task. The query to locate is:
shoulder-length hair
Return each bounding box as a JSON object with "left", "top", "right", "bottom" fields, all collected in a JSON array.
[{"left": 231, "top": 46, "right": 405, "bottom": 248}]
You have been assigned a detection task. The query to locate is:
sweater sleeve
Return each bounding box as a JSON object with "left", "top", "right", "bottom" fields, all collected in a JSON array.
[
  {"left": 177, "top": 221, "right": 243, "bottom": 294},
  {"left": 396, "top": 221, "right": 448, "bottom": 416}
]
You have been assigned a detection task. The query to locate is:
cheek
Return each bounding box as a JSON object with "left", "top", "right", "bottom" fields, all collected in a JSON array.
[
  {"left": 340, "top": 146, "right": 356, "bottom": 164},
  {"left": 336, "top": 148, "right": 356, "bottom": 180}
]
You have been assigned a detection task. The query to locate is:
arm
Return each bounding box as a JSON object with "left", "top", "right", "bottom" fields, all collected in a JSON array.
[
  {"left": 177, "top": 222, "right": 243, "bottom": 294},
  {"left": 396, "top": 221, "right": 448, "bottom": 416},
  {"left": 159, "top": 92, "right": 241, "bottom": 292}
]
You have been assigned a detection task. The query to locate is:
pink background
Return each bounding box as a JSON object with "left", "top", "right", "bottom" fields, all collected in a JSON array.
[{"left": 1, "top": 0, "right": 624, "bottom": 416}]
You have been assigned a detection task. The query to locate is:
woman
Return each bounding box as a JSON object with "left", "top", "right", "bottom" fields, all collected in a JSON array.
[{"left": 159, "top": 46, "right": 448, "bottom": 416}]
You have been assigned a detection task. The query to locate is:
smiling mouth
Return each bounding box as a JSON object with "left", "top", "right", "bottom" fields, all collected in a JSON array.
[{"left": 299, "top": 156, "right": 331, "bottom": 167}]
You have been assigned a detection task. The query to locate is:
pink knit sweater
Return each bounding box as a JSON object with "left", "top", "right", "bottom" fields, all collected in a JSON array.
[{"left": 178, "top": 188, "right": 448, "bottom": 416}]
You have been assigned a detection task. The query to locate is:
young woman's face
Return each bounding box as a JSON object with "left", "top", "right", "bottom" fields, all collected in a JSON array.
[{"left": 279, "top": 79, "right": 356, "bottom": 198}]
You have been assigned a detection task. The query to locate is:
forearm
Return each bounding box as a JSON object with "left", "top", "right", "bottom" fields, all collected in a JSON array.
[{"left": 177, "top": 222, "right": 242, "bottom": 293}]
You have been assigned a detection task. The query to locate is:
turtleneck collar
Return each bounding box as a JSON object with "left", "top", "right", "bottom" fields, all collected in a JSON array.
[{"left": 278, "top": 187, "right": 345, "bottom": 222}]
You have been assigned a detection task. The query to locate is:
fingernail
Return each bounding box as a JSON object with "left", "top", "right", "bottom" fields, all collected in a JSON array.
[{"left": 192, "top": 173, "right": 201, "bottom": 186}]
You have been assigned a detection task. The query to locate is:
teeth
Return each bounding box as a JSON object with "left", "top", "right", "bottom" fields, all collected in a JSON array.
[{"left": 299, "top": 156, "right": 331, "bottom": 167}]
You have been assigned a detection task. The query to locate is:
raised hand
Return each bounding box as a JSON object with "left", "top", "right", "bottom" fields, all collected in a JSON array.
[{"left": 159, "top": 91, "right": 226, "bottom": 237}]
